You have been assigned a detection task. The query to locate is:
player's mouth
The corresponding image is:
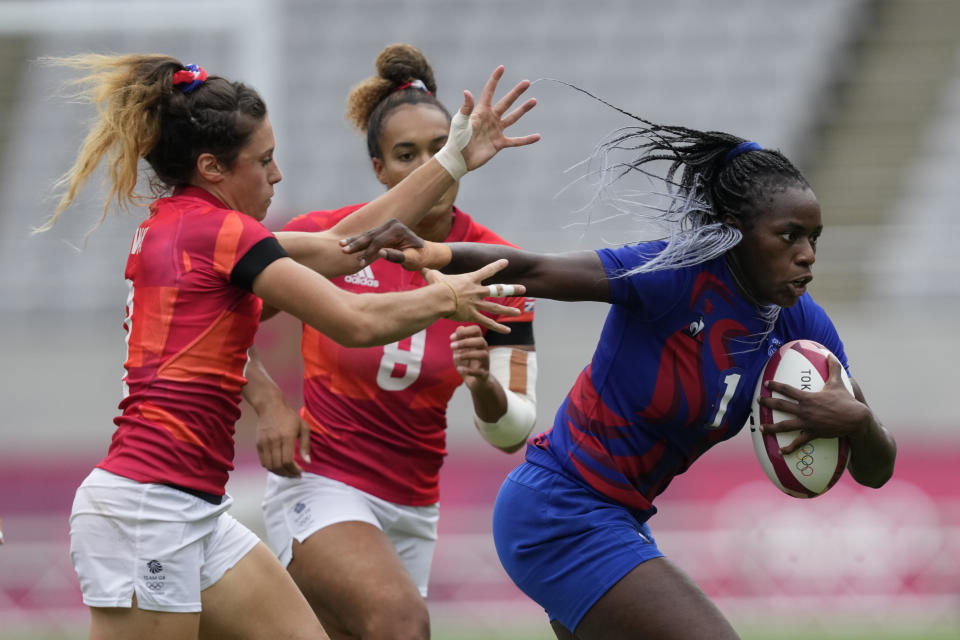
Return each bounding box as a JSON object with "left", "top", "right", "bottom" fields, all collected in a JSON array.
[{"left": 788, "top": 275, "right": 812, "bottom": 297}]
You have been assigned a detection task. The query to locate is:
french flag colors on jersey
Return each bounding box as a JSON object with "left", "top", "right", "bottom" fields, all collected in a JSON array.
[
  {"left": 283, "top": 205, "right": 534, "bottom": 505},
  {"left": 99, "top": 187, "right": 280, "bottom": 495},
  {"left": 525, "top": 241, "right": 847, "bottom": 521}
]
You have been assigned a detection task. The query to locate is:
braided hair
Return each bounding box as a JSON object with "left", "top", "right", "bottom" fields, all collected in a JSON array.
[
  {"left": 38, "top": 53, "right": 266, "bottom": 231},
  {"left": 558, "top": 81, "right": 809, "bottom": 276},
  {"left": 557, "top": 82, "right": 811, "bottom": 344},
  {"left": 345, "top": 43, "right": 451, "bottom": 159}
]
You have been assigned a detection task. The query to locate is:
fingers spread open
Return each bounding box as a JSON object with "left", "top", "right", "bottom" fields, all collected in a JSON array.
[
  {"left": 476, "top": 300, "right": 522, "bottom": 317},
  {"left": 472, "top": 313, "right": 512, "bottom": 334},
  {"left": 478, "top": 65, "right": 505, "bottom": 107},
  {"left": 458, "top": 89, "right": 475, "bottom": 116},
  {"left": 493, "top": 79, "right": 532, "bottom": 116},
  {"left": 501, "top": 97, "right": 537, "bottom": 128},
  {"left": 471, "top": 258, "right": 511, "bottom": 282}
]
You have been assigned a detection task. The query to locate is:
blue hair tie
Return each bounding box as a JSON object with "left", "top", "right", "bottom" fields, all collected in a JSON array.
[{"left": 724, "top": 141, "right": 762, "bottom": 163}]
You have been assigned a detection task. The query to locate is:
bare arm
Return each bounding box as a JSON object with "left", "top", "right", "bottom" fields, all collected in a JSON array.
[
  {"left": 843, "top": 379, "right": 897, "bottom": 488},
  {"left": 442, "top": 243, "right": 609, "bottom": 302},
  {"left": 272, "top": 66, "right": 538, "bottom": 278},
  {"left": 251, "top": 256, "right": 524, "bottom": 347},
  {"left": 325, "top": 66, "right": 538, "bottom": 237},
  {"left": 340, "top": 231, "right": 612, "bottom": 302},
  {"left": 241, "top": 347, "right": 310, "bottom": 477},
  {"left": 450, "top": 325, "right": 537, "bottom": 454}
]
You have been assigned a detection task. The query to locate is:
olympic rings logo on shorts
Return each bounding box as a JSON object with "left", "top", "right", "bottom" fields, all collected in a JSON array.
[
  {"left": 793, "top": 443, "right": 816, "bottom": 476},
  {"left": 145, "top": 581, "right": 164, "bottom": 591}
]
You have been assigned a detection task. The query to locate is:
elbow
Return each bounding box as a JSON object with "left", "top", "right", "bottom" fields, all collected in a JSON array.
[
  {"left": 856, "top": 470, "right": 894, "bottom": 490},
  {"left": 331, "top": 315, "right": 380, "bottom": 348},
  {"left": 851, "top": 451, "right": 897, "bottom": 490},
  {"left": 335, "top": 325, "right": 376, "bottom": 349}
]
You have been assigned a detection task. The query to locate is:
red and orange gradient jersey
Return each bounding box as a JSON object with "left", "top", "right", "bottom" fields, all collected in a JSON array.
[
  {"left": 282, "top": 205, "right": 535, "bottom": 505},
  {"left": 99, "top": 186, "right": 284, "bottom": 496}
]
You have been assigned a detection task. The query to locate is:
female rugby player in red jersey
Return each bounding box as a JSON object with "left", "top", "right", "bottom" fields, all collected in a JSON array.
[
  {"left": 254, "top": 44, "right": 538, "bottom": 640},
  {"left": 41, "top": 53, "right": 537, "bottom": 640},
  {"left": 346, "top": 110, "right": 898, "bottom": 640}
]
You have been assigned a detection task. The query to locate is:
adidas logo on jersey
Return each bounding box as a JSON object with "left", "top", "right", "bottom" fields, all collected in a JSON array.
[{"left": 344, "top": 266, "right": 379, "bottom": 288}]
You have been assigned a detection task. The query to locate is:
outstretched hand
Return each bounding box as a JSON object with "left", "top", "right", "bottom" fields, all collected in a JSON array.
[
  {"left": 758, "top": 355, "right": 871, "bottom": 454},
  {"left": 442, "top": 66, "right": 540, "bottom": 176},
  {"left": 424, "top": 259, "right": 524, "bottom": 334}
]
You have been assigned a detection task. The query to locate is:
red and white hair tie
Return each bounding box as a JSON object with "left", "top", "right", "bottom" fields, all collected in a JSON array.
[
  {"left": 172, "top": 64, "right": 207, "bottom": 93},
  {"left": 393, "top": 78, "right": 430, "bottom": 95}
]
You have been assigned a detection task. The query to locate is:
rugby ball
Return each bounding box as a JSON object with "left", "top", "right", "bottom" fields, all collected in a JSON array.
[{"left": 750, "top": 339, "right": 853, "bottom": 498}]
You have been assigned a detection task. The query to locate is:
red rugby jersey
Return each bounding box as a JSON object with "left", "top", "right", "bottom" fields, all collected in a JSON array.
[
  {"left": 99, "top": 186, "right": 282, "bottom": 495},
  {"left": 282, "top": 205, "right": 535, "bottom": 505}
]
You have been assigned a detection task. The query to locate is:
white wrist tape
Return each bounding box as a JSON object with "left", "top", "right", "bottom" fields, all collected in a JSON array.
[
  {"left": 434, "top": 110, "right": 471, "bottom": 180},
  {"left": 474, "top": 348, "right": 538, "bottom": 449}
]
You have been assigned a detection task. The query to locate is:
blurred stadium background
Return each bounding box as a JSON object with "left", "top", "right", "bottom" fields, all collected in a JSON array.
[{"left": 0, "top": 0, "right": 958, "bottom": 638}]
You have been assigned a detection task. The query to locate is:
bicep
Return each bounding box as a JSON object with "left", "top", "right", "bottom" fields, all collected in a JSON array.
[
  {"left": 525, "top": 251, "right": 609, "bottom": 302},
  {"left": 273, "top": 230, "right": 364, "bottom": 278},
  {"left": 250, "top": 257, "right": 355, "bottom": 340}
]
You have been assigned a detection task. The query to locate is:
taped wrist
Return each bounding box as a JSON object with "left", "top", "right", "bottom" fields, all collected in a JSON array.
[
  {"left": 474, "top": 348, "right": 538, "bottom": 449},
  {"left": 474, "top": 388, "right": 537, "bottom": 449},
  {"left": 434, "top": 110, "right": 471, "bottom": 180}
]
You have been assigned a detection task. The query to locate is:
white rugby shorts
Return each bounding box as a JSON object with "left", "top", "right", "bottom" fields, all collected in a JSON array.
[
  {"left": 261, "top": 472, "right": 439, "bottom": 596},
  {"left": 69, "top": 468, "right": 260, "bottom": 612}
]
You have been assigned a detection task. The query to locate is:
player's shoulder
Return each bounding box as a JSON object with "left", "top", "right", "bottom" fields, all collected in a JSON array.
[
  {"left": 597, "top": 239, "right": 668, "bottom": 262},
  {"left": 780, "top": 292, "right": 831, "bottom": 325},
  {"left": 776, "top": 293, "right": 841, "bottom": 346},
  {"left": 165, "top": 198, "right": 266, "bottom": 239},
  {"left": 283, "top": 203, "right": 367, "bottom": 232}
]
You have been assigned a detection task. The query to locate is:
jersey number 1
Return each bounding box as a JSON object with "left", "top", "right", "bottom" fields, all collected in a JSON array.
[{"left": 707, "top": 371, "right": 741, "bottom": 429}]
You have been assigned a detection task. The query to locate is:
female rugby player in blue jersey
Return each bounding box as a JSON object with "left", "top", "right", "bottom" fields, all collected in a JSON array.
[{"left": 344, "top": 111, "right": 897, "bottom": 640}]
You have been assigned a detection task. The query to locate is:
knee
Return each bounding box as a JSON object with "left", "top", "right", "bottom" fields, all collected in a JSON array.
[{"left": 361, "top": 594, "right": 429, "bottom": 640}]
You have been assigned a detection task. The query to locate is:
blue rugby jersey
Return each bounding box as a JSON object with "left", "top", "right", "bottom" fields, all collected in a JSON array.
[{"left": 525, "top": 241, "right": 847, "bottom": 520}]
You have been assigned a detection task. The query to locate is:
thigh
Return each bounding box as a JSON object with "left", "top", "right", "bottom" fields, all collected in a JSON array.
[
  {"left": 550, "top": 619, "right": 577, "bottom": 640},
  {"left": 492, "top": 463, "right": 664, "bottom": 632},
  {"left": 89, "top": 595, "right": 199, "bottom": 640},
  {"left": 376, "top": 502, "right": 438, "bottom": 597},
  {"left": 198, "top": 542, "right": 326, "bottom": 640},
  {"left": 574, "top": 556, "right": 740, "bottom": 640},
  {"left": 287, "top": 520, "right": 426, "bottom": 639},
  {"left": 261, "top": 472, "right": 381, "bottom": 568}
]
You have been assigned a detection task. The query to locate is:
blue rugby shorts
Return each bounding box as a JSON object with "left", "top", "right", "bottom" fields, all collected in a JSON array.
[{"left": 492, "top": 461, "right": 664, "bottom": 631}]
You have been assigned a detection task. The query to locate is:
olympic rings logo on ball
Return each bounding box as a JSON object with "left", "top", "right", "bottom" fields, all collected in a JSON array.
[{"left": 793, "top": 443, "right": 816, "bottom": 476}]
